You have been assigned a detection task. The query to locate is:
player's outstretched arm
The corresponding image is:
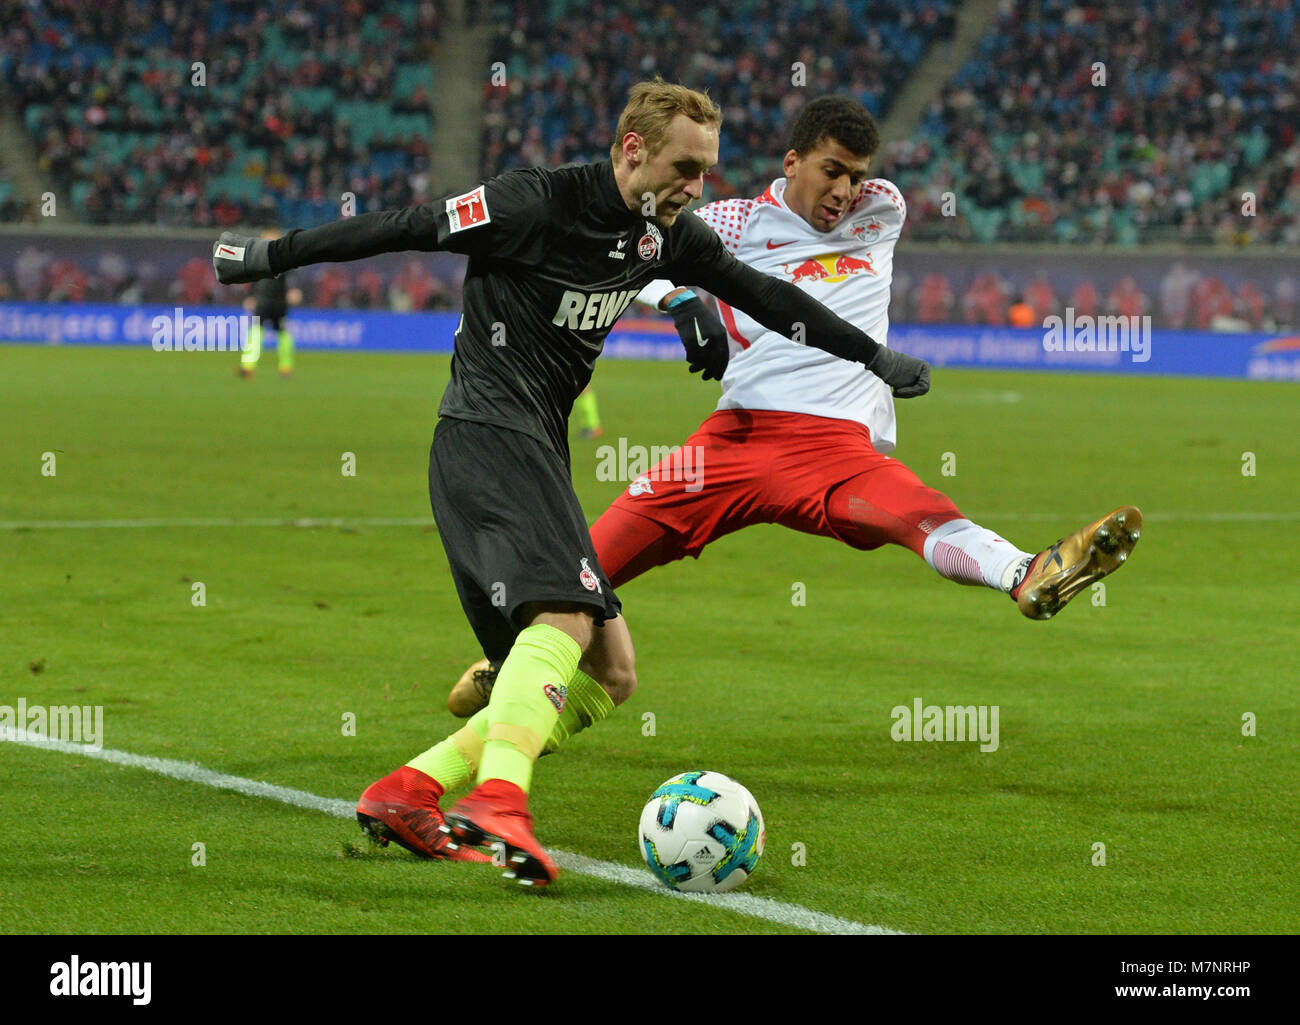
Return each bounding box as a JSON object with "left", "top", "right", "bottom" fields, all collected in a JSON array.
[
  {"left": 213, "top": 232, "right": 274, "bottom": 284},
  {"left": 213, "top": 206, "right": 443, "bottom": 285},
  {"left": 213, "top": 171, "right": 553, "bottom": 287}
]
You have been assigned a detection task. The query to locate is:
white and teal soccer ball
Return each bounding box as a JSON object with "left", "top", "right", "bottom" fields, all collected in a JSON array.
[{"left": 638, "top": 770, "right": 765, "bottom": 893}]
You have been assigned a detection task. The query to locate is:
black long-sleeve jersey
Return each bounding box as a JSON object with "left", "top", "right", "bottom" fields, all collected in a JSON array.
[
  {"left": 251, "top": 274, "right": 289, "bottom": 319},
  {"left": 268, "top": 159, "right": 883, "bottom": 460}
]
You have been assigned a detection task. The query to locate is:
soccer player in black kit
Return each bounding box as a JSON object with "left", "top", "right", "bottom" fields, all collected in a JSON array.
[
  {"left": 236, "top": 229, "right": 299, "bottom": 378},
  {"left": 213, "top": 80, "right": 930, "bottom": 888}
]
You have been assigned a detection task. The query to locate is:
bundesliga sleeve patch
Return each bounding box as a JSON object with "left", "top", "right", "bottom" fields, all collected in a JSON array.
[{"left": 445, "top": 185, "right": 491, "bottom": 234}]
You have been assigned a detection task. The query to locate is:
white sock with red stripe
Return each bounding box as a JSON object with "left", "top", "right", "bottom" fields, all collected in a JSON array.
[{"left": 923, "top": 518, "right": 1032, "bottom": 592}]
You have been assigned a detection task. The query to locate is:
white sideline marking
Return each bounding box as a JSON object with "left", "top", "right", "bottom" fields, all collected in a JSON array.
[
  {"left": 2, "top": 511, "right": 1297, "bottom": 530},
  {"left": 1, "top": 734, "right": 901, "bottom": 936}
]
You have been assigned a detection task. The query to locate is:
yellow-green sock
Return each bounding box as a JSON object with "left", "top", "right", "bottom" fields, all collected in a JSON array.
[
  {"left": 277, "top": 327, "right": 295, "bottom": 371},
  {"left": 478, "top": 623, "right": 581, "bottom": 792},
  {"left": 542, "top": 669, "right": 616, "bottom": 755},
  {"left": 406, "top": 712, "right": 487, "bottom": 791},
  {"left": 575, "top": 388, "right": 601, "bottom": 432},
  {"left": 241, "top": 321, "right": 263, "bottom": 367},
  {"left": 405, "top": 668, "right": 614, "bottom": 794}
]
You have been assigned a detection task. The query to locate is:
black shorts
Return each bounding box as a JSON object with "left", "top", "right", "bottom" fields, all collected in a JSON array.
[{"left": 429, "top": 416, "right": 621, "bottom": 663}]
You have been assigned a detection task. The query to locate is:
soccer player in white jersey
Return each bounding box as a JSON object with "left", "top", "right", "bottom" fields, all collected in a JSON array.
[{"left": 449, "top": 94, "right": 1141, "bottom": 719}]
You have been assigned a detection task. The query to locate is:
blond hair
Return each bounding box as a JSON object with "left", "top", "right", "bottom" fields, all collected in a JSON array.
[{"left": 610, "top": 77, "right": 722, "bottom": 164}]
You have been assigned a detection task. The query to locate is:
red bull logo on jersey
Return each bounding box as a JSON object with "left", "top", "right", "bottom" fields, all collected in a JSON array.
[
  {"left": 848, "top": 219, "right": 884, "bottom": 242},
  {"left": 782, "top": 252, "right": 877, "bottom": 284}
]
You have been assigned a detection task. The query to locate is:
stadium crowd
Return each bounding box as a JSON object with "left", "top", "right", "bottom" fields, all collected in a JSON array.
[
  {"left": 892, "top": 0, "right": 1300, "bottom": 246},
  {"left": 0, "top": 0, "right": 441, "bottom": 227},
  {"left": 480, "top": 0, "right": 1297, "bottom": 248},
  {"left": 481, "top": 0, "right": 956, "bottom": 193},
  {"left": 0, "top": 0, "right": 1293, "bottom": 324},
  {"left": 887, "top": 262, "right": 1294, "bottom": 331}
]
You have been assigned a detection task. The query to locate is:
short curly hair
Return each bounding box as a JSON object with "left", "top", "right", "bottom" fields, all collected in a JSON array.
[{"left": 789, "top": 96, "right": 880, "bottom": 159}]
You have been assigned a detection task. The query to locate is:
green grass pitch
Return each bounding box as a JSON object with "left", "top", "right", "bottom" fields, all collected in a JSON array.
[{"left": 1, "top": 344, "right": 1296, "bottom": 934}]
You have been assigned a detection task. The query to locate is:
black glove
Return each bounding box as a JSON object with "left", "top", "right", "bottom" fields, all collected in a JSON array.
[
  {"left": 866, "top": 345, "right": 931, "bottom": 398},
  {"left": 212, "top": 231, "right": 275, "bottom": 285},
  {"left": 667, "top": 292, "right": 730, "bottom": 382}
]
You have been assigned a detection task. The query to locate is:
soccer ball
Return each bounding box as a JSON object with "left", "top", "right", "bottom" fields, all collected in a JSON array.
[{"left": 638, "top": 770, "right": 765, "bottom": 893}]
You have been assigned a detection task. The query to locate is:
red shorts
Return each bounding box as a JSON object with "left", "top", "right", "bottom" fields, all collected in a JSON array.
[{"left": 591, "top": 409, "right": 964, "bottom": 587}]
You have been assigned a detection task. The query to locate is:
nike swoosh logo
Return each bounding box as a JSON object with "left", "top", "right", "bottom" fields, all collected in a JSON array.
[
  {"left": 765, "top": 240, "right": 795, "bottom": 249},
  {"left": 694, "top": 320, "right": 709, "bottom": 347}
]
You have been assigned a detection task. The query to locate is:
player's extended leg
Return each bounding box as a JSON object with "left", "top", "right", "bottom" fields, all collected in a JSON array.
[
  {"left": 429, "top": 416, "right": 631, "bottom": 886},
  {"left": 360, "top": 554, "right": 624, "bottom": 875},
  {"left": 440, "top": 602, "right": 619, "bottom": 886},
  {"left": 447, "top": 502, "right": 677, "bottom": 717},
  {"left": 360, "top": 419, "right": 624, "bottom": 881},
  {"left": 276, "top": 325, "right": 295, "bottom": 377},
  {"left": 824, "top": 464, "right": 1034, "bottom": 591},
  {"left": 362, "top": 613, "right": 616, "bottom": 863},
  {"left": 356, "top": 574, "right": 511, "bottom": 864},
  {"left": 824, "top": 462, "right": 1141, "bottom": 618},
  {"left": 1009, "top": 506, "right": 1142, "bottom": 619}
]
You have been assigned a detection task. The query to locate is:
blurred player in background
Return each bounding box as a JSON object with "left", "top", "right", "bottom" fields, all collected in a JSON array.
[
  {"left": 574, "top": 384, "right": 603, "bottom": 439},
  {"left": 238, "top": 229, "right": 301, "bottom": 378},
  {"left": 451, "top": 95, "right": 1142, "bottom": 717}
]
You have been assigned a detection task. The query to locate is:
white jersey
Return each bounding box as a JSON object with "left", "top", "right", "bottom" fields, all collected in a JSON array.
[{"left": 644, "top": 177, "right": 906, "bottom": 453}]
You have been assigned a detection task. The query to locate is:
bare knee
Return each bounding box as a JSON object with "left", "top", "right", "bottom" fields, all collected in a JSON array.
[
  {"left": 590, "top": 656, "right": 637, "bottom": 706},
  {"left": 579, "top": 614, "right": 638, "bottom": 705},
  {"left": 518, "top": 602, "right": 596, "bottom": 653}
]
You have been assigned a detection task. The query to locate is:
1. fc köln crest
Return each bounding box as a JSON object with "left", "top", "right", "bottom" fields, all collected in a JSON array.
[
  {"left": 639, "top": 220, "right": 663, "bottom": 260},
  {"left": 579, "top": 557, "right": 602, "bottom": 593}
]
